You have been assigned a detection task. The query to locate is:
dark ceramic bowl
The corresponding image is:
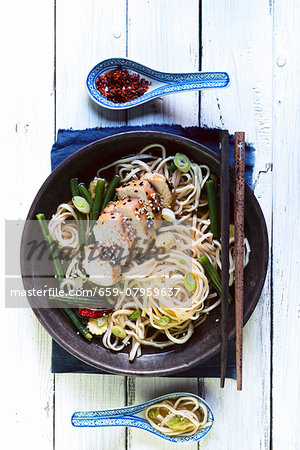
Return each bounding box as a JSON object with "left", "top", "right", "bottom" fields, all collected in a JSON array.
[{"left": 20, "top": 131, "right": 268, "bottom": 376}]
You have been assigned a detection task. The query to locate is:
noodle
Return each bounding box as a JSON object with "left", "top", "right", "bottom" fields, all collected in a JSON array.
[
  {"left": 49, "top": 144, "right": 251, "bottom": 360},
  {"left": 145, "top": 396, "right": 208, "bottom": 437}
]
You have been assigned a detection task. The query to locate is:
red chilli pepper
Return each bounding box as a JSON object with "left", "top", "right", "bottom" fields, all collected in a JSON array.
[
  {"left": 95, "top": 65, "right": 151, "bottom": 103},
  {"left": 78, "top": 308, "right": 114, "bottom": 318}
]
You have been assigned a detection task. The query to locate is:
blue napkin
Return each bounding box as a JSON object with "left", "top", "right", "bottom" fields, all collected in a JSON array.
[
  {"left": 51, "top": 125, "right": 255, "bottom": 187},
  {"left": 51, "top": 124, "right": 255, "bottom": 378}
]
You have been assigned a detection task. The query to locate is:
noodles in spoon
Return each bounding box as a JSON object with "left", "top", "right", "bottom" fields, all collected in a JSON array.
[{"left": 145, "top": 396, "right": 208, "bottom": 437}]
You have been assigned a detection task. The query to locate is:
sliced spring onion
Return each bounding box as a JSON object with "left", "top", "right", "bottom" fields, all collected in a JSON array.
[
  {"left": 184, "top": 272, "right": 196, "bottom": 292},
  {"left": 72, "top": 196, "right": 91, "bottom": 214},
  {"left": 158, "top": 315, "right": 172, "bottom": 326},
  {"left": 148, "top": 409, "right": 159, "bottom": 419},
  {"left": 162, "top": 208, "right": 176, "bottom": 222},
  {"left": 129, "top": 310, "right": 140, "bottom": 321},
  {"left": 167, "top": 160, "right": 176, "bottom": 172},
  {"left": 174, "top": 153, "right": 191, "bottom": 173},
  {"left": 178, "top": 258, "right": 187, "bottom": 265},
  {"left": 111, "top": 326, "right": 127, "bottom": 339},
  {"left": 97, "top": 316, "right": 108, "bottom": 327},
  {"left": 166, "top": 416, "right": 192, "bottom": 431}
]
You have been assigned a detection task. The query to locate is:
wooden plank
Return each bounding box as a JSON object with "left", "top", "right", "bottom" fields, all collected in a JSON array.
[
  {"left": 2, "top": 2, "right": 54, "bottom": 216},
  {"left": 3, "top": 313, "right": 53, "bottom": 449},
  {"left": 55, "top": 374, "right": 126, "bottom": 450},
  {"left": 56, "top": 0, "right": 127, "bottom": 129},
  {"left": 2, "top": 0, "right": 55, "bottom": 449},
  {"left": 272, "top": 1, "right": 300, "bottom": 448},
  {"left": 200, "top": 1, "right": 272, "bottom": 448},
  {"left": 126, "top": 1, "right": 200, "bottom": 449},
  {"left": 127, "top": 0, "right": 200, "bottom": 126},
  {"left": 54, "top": 1, "right": 127, "bottom": 449}
]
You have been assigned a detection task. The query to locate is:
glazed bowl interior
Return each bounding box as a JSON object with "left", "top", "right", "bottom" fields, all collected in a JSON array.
[{"left": 21, "top": 131, "right": 268, "bottom": 376}]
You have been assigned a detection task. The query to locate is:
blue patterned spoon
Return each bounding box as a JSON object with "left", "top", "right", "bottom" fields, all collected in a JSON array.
[
  {"left": 71, "top": 392, "right": 214, "bottom": 444},
  {"left": 86, "top": 57, "right": 229, "bottom": 110}
]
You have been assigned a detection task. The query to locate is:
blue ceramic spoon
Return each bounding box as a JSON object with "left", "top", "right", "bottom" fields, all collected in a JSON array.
[
  {"left": 86, "top": 57, "right": 229, "bottom": 110},
  {"left": 71, "top": 392, "right": 214, "bottom": 444}
]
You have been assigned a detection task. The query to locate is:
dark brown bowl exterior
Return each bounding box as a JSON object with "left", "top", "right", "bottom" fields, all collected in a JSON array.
[{"left": 21, "top": 131, "right": 269, "bottom": 376}]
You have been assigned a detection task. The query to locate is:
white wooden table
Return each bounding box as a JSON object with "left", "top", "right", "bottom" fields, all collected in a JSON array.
[{"left": 2, "top": 1, "right": 299, "bottom": 449}]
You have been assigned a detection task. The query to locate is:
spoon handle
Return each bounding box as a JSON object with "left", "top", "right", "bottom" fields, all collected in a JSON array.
[
  {"left": 71, "top": 393, "right": 182, "bottom": 421},
  {"left": 71, "top": 403, "right": 146, "bottom": 421},
  {"left": 165, "top": 71, "right": 229, "bottom": 88},
  {"left": 71, "top": 393, "right": 205, "bottom": 422},
  {"left": 71, "top": 413, "right": 152, "bottom": 431}
]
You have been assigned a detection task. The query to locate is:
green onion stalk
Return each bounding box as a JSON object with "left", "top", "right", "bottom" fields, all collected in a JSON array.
[
  {"left": 198, "top": 254, "right": 233, "bottom": 304},
  {"left": 78, "top": 182, "right": 94, "bottom": 208},
  {"left": 36, "top": 213, "right": 92, "bottom": 341},
  {"left": 101, "top": 175, "right": 120, "bottom": 212},
  {"left": 70, "top": 178, "right": 86, "bottom": 247},
  {"left": 88, "top": 178, "right": 106, "bottom": 244}
]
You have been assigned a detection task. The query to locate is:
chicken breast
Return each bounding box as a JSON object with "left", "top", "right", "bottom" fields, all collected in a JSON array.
[
  {"left": 116, "top": 179, "right": 161, "bottom": 221},
  {"left": 82, "top": 172, "right": 176, "bottom": 285},
  {"left": 93, "top": 207, "right": 133, "bottom": 264},
  {"left": 115, "top": 197, "right": 155, "bottom": 254},
  {"left": 141, "top": 172, "right": 174, "bottom": 207},
  {"left": 82, "top": 245, "right": 121, "bottom": 286}
]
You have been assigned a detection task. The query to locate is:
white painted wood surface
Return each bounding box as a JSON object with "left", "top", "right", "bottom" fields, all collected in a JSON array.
[
  {"left": 200, "top": 2, "right": 272, "bottom": 449},
  {"left": 2, "top": 1, "right": 54, "bottom": 449},
  {"left": 2, "top": 0, "right": 299, "bottom": 449},
  {"left": 272, "top": 1, "right": 300, "bottom": 449},
  {"left": 127, "top": 0, "right": 200, "bottom": 126}
]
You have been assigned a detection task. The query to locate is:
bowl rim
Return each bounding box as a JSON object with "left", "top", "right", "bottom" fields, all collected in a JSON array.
[{"left": 21, "top": 130, "right": 269, "bottom": 376}]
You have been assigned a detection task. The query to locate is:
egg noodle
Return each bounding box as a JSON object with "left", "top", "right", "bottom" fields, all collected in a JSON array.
[
  {"left": 48, "top": 144, "right": 250, "bottom": 360},
  {"left": 144, "top": 395, "right": 209, "bottom": 437}
]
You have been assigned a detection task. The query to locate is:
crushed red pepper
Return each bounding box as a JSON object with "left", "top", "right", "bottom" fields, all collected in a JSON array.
[{"left": 96, "top": 65, "right": 151, "bottom": 103}]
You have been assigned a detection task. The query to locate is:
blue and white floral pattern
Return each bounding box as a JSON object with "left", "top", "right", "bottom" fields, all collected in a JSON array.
[
  {"left": 86, "top": 57, "right": 230, "bottom": 110},
  {"left": 71, "top": 392, "right": 214, "bottom": 444}
]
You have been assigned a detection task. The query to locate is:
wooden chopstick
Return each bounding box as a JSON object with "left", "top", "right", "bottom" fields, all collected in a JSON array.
[
  {"left": 220, "top": 130, "right": 230, "bottom": 388},
  {"left": 234, "top": 131, "right": 245, "bottom": 390}
]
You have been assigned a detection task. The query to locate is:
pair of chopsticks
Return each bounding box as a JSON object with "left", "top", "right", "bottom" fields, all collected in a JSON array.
[{"left": 220, "top": 130, "right": 245, "bottom": 390}]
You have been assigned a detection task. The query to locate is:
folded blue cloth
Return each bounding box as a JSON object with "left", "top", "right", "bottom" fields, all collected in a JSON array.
[
  {"left": 51, "top": 124, "right": 255, "bottom": 187},
  {"left": 51, "top": 124, "right": 255, "bottom": 378}
]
